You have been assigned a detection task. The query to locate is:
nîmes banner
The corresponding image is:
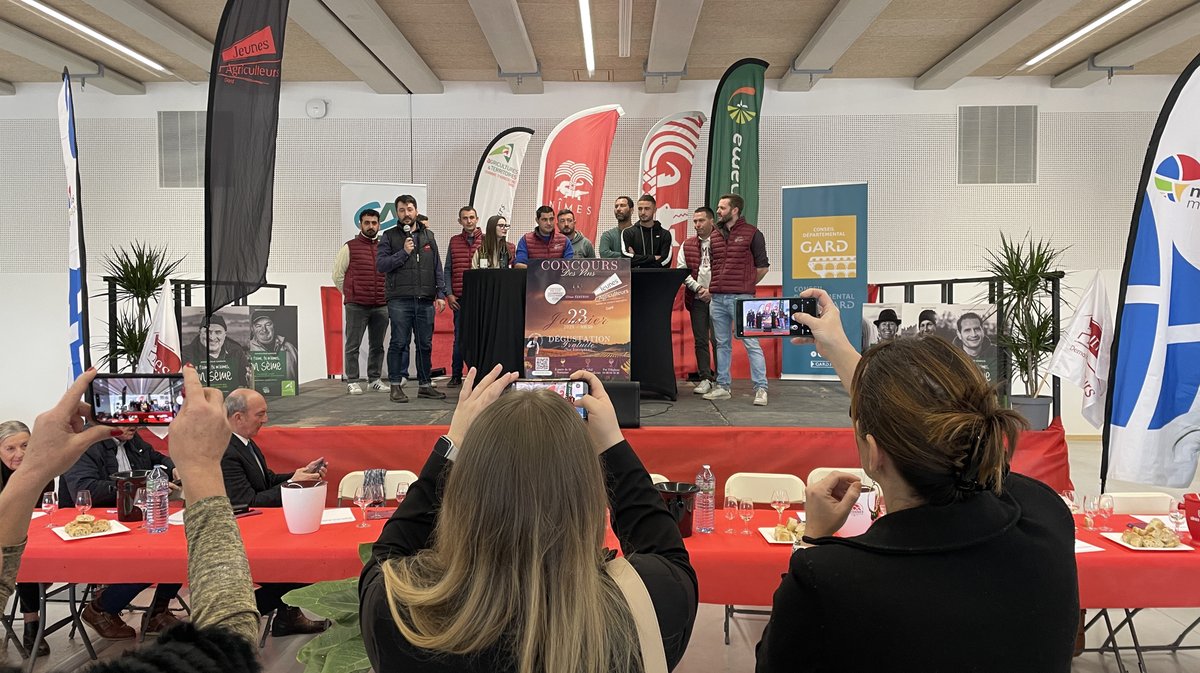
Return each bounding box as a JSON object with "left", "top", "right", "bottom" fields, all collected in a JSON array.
[
  {"left": 537, "top": 105, "right": 624, "bottom": 244},
  {"left": 640, "top": 111, "right": 706, "bottom": 258},
  {"left": 705, "top": 58, "right": 766, "bottom": 223},
  {"left": 204, "top": 0, "right": 289, "bottom": 317},
  {"left": 523, "top": 259, "right": 631, "bottom": 380}
]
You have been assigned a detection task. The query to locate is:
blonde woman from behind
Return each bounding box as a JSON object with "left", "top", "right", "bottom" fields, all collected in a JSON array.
[{"left": 359, "top": 365, "right": 697, "bottom": 673}]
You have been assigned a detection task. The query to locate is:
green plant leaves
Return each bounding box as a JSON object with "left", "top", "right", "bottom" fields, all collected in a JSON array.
[
  {"left": 98, "top": 241, "right": 185, "bottom": 371},
  {"left": 283, "top": 577, "right": 360, "bottom": 626}
]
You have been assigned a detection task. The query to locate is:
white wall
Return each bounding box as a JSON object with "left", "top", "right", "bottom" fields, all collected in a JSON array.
[{"left": 0, "top": 76, "right": 1176, "bottom": 431}]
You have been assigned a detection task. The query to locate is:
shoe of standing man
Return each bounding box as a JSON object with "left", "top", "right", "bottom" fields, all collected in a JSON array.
[
  {"left": 754, "top": 389, "right": 768, "bottom": 406},
  {"left": 390, "top": 384, "right": 408, "bottom": 403},
  {"left": 419, "top": 386, "right": 446, "bottom": 400},
  {"left": 347, "top": 382, "right": 363, "bottom": 395},
  {"left": 702, "top": 386, "right": 731, "bottom": 401},
  {"left": 368, "top": 379, "right": 386, "bottom": 392},
  {"left": 447, "top": 376, "right": 463, "bottom": 388},
  {"left": 693, "top": 380, "right": 713, "bottom": 395}
]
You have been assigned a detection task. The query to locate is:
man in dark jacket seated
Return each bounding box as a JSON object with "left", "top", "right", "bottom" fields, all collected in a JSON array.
[
  {"left": 221, "top": 388, "right": 329, "bottom": 637},
  {"left": 60, "top": 429, "right": 183, "bottom": 640}
]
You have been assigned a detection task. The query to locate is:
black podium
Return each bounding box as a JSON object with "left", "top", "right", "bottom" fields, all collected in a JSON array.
[{"left": 461, "top": 268, "right": 688, "bottom": 399}]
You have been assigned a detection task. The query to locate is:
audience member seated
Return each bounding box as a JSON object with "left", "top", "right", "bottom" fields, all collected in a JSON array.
[
  {"left": 359, "top": 365, "right": 698, "bottom": 672},
  {"left": 754, "top": 288, "right": 1079, "bottom": 673},
  {"left": 0, "top": 420, "right": 53, "bottom": 656},
  {"left": 220, "top": 388, "right": 329, "bottom": 637},
  {"left": 0, "top": 366, "right": 262, "bottom": 673},
  {"left": 59, "top": 427, "right": 183, "bottom": 640}
]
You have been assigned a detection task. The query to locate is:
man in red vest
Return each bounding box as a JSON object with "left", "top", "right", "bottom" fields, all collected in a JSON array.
[
  {"left": 331, "top": 208, "right": 388, "bottom": 395},
  {"left": 514, "top": 205, "right": 574, "bottom": 268},
  {"left": 444, "top": 206, "right": 482, "bottom": 387},
  {"left": 705, "top": 193, "right": 771, "bottom": 406},
  {"left": 675, "top": 206, "right": 718, "bottom": 394}
]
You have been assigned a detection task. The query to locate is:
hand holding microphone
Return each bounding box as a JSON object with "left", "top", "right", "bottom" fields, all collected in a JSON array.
[{"left": 404, "top": 237, "right": 415, "bottom": 254}]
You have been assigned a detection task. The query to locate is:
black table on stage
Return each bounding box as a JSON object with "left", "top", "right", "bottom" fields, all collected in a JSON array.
[{"left": 460, "top": 268, "right": 689, "bottom": 400}]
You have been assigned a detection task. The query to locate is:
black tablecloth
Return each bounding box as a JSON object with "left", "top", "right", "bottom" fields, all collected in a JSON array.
[{"left": 461, "top": 268, "right": 688, "bottom": 399}]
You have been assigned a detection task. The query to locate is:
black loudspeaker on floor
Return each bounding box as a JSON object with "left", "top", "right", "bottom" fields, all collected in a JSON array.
[{"left": 605, "top": 380, "right": 641, "bottom": 428}]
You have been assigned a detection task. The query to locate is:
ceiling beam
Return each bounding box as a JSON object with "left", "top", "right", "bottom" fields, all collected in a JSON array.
[
  {"left": 322, "top": 0, "right": 443, "bottom": 94},
  {"left": 466, "top": 0, "right": 541, "bottom": 94},
  {"left": 0, "top": 19, "right": 143, "bottom": 94},
  {"left": 289, "top": 0, "right": 406, "bottom": 94},
  {"left": 779, "top": 0, "right": 891, "bottom": 92},
  {"left": 644, "top": 0, "right": 703, "bottom": 93},
  {"left": 1051, "top": 2, "right": 1200, "bottom": 88},
  {"left": 916, "top": 0, "right": 1077, "bottom": 90},
  {"left": 80, "top": 0, "right": 212, "bottom": 72},
  {"left": 0, "top": 79, "right": 14, "bottom": 95}
]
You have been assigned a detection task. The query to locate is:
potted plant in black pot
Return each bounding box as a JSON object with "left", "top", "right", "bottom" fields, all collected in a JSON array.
[
  {"left": 982, "top": 233, "right": 1066, "bottom": 430},
  {"left": 98, "top": 241, "right": 184, "bottom": 371}
]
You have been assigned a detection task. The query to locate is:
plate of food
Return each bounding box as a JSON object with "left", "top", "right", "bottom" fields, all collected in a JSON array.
[
  {"left": 1100, "top": 518, "right": 1191, "bottom": 551},
  {"left": 759, "top": 517, "right": 805, "bottom": 545},
  {"left": 51, "top": 514, "right": 131, "bottom": 541}
]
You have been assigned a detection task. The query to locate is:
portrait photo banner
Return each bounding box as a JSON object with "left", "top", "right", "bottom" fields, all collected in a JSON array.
[
  {"left": 1105, "top": 51, "right": 1200, "bottom": 488},
  {"left": 640, "top": 112, "right": 706, "bottom": 256},
  {"left": 781, "top": 182, "right": 869, "bottom": 380},
  {"left": 204, "top": 0, "right": 289, "bottom": 317},
  {"left": 523, "top": 258, "right": 632, "bottom": 380},
  {"left": 706, "top": 58, "right": 766, "bottom": 222},
  {"left": 470, "top": 127, "right": 533, "bottom": 221},
  {"left": 537, "top": 105, "right": 624, "bottom": 244}
]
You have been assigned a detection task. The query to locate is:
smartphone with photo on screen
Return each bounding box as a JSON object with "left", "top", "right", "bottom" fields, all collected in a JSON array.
[
  {"left": 510, "top": 379, "right": 590, "bottom": 419},
  {"left": 735, "top": 297, "right": 818, "bottom": 339},
  {"left": 89, "top": 373, "right": 184, "bottom": 426}
]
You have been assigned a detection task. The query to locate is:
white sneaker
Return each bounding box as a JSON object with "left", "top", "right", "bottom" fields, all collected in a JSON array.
[
  {"left": 368, "top": 379, "right": 386, "bottom": 392},
  {"left": 399, "top": 377, "right": 408, "bottom": 388},
  {"left": 754, "top": 389, "right": 768, "bottom": 406},
  {"left": 702, "top": 386, "right": 731, "bottom": 401},
  {"left": 694, "top": 380, "right": 713, "bottom": 395},
  {"left": 347, "top": 382, "right": 364, "bottom": 395}
]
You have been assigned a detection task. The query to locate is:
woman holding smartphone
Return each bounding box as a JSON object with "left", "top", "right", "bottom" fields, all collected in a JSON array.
[
  {"left": 359, "top": 365, "right": 697, "bottom": 673},
  {"left": 754, "top": 289, "right": 1078, "bottom": 672}
]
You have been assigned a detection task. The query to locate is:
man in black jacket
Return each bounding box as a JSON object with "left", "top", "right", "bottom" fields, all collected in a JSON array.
[
  {"left": 60, "top": 429, "right": 183, "bottom": 640},
  {"left": 621, "top": 194, "right": 672, "bottom": 268},
  {"left": 220, "top": 388, "right": 330, "bottom": 637}
]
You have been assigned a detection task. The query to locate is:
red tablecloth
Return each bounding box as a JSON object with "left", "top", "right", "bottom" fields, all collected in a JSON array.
[{"left": 22, "top": 510, "right": 1198, "bottom": 608}]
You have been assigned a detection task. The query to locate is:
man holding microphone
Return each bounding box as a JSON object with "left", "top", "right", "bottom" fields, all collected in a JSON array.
[{"left": 377, "top": 194, "right": 448, "bottom": 403}]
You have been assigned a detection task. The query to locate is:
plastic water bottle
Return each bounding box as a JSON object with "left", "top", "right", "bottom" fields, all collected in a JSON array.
[
  {"left": 144, "top": 465, "right": 170, "bottom": 534},
  {"left": 695, "top": 465, "right": 715, "bottom": 534}
]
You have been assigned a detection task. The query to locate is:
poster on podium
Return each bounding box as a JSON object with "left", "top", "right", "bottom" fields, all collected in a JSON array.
[{"left": 523, "top": 259, "right": 631, "bottom": 379}]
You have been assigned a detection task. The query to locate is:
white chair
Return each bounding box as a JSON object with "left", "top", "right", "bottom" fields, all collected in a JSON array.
[
  {"left": 336, "top": 471, "right": 365, "bottom": 506},
  {"left": 725, "top": 472, "right": 806, "bottom": 504},
  {"left": 649, "top": 473, "right": 670, "bottom": 485},
  {"left": 385, "top": 470, "right": 419, "bottom": 500},
  {"left": 807, "top": 467, "right": 874, "bottom": 489},
  {"left": 1106, "top": 492, "right": 1173, "bottom": 515},
  {"left": 721, "top": 472, "right": 806, "bottom": 645}
]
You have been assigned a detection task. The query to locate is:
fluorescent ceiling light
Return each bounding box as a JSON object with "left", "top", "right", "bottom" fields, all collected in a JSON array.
[
  {"left": 1021, "top": 0, "right": 1145, "bottom": 70},
  {"left": 18, "top": 0, "right": 167, "bottom": 72},
  {"left": 579, "top": 0, "right": 595, "bottom": 77}
]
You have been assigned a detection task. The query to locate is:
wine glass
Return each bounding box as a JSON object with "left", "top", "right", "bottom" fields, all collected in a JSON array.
[
  {"left": 724, "top": 496, "right": 738, "bottom": 534},
  {"left": 134, "top": 488, "right": 148, "bottom": 520},
  {"left": 770, "top": 489, "right": 790, "bottom": 525},
  {"left": 395, "top": 482, "right": 409, "bottom": 505},
  {"left": 75, "top": 490, "right": 92, "bottom": 517},
  {"left": 353, "top": 486, "right": 372, "bottom": 528},
  {"left": 41, "top": 492, "right": 58, "bottom": 528},
  {"left": 1097, "top": 495, "right": 1115, "bottom": 532},
  {"left": 1059, "top": 490, "right": 1079, "bottom": 513},
  {"left": 1169, "top": 497, "right": 1187, "bottom": 534},
  {"left": 1082, "top": 495, "right": 1100, "bottom": 531},
  {"left": 738, "top": 498, "right": 754, "bottom": 536}
]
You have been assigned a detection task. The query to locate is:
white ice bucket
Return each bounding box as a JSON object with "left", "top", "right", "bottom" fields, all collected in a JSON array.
[
  {"left": 281, "top": 482, "right": 327, "bottom": 535},
  {"left": 838, "top": 484, "right": 882, "bottom": 537}
]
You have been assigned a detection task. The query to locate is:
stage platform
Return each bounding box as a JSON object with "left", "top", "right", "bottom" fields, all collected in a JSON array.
[{"left": 268, "top": 378, "right": 855, "bottom": 429}]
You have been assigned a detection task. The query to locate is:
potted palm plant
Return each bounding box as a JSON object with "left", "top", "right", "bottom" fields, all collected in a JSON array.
[
  {"left": 98, "top": 241, "right": 185, "bottom": 371},
  {"left": 982, "top": 233, "right": 1066, "bottom": 430}
]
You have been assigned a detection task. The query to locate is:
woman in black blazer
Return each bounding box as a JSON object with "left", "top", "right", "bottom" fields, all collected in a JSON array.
[
  {"left": 360, "top": 366, "right": 697, "bottom": 673},
  {"left": 756, "top": 289, "right": 1079, "bottom": 673}
]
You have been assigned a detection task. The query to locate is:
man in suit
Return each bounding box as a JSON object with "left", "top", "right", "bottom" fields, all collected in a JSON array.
[
  {"left": 222, "top": 388, "right": 329, "bottom": 636},
  {"left": 60, "top": 429, "right": 183, "bottom": 640}
]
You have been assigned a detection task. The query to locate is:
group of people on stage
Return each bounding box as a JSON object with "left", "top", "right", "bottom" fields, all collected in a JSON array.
[{"left": 331, "top": 190, "right": 774, "bottom": 406}]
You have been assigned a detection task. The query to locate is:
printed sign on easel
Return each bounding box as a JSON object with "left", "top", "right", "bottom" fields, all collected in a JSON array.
[{"left": 523, "top": 259, "right": 631, "bottom": 379}]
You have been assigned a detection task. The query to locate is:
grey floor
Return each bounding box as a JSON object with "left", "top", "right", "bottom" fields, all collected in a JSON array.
[{"left": 7, "top": 438, "right": 1200, "bottom": 672}]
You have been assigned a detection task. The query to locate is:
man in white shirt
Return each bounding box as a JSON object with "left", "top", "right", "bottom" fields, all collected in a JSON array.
[{"left": 676, "top": 207, "right": 718, "bottom": 393}]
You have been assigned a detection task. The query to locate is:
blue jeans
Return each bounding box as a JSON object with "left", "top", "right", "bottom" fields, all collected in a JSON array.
[
  {"left": 387, "top": 297, "right": 434, "bottom": 385},
  {"left": 451, "top": 307, "right": 464, "bottom": 378},
  {"left": 97, "top": 583, "right": 180, "bottom": 614},
  {"left": 710, "top": 293, "right": 767, "bottom": 391}
]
